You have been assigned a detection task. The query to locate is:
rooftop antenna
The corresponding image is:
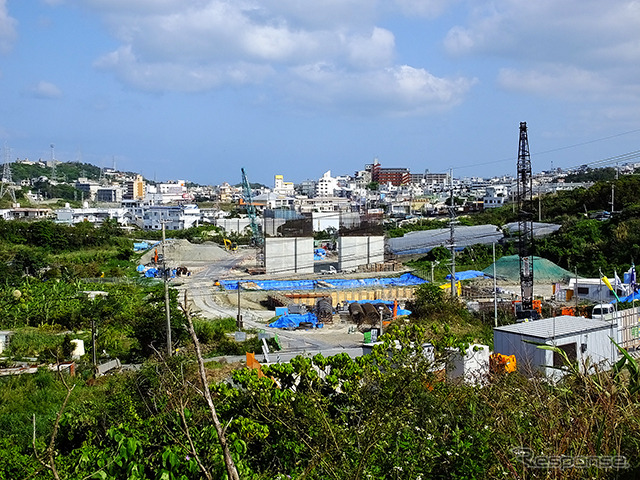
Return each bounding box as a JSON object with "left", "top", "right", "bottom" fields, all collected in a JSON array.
[
  {"left": 50, "top": 143, "right": 57, "bottom": 182},
  {"left": 1, "top": 144, "right": 17, "bottom": 203}
]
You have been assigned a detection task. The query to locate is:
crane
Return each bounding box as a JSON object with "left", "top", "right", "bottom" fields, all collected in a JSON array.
[
  {"left": 241, "top": 167, "right": 263, "bottom": 246},
  {"left": 516, "top": 122, "right": 537, "bottom": 320}
]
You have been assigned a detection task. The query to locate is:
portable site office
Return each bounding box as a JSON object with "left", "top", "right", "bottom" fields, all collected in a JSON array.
[{"left": 493, "top": 316, "right": 618, "bottom": 380}]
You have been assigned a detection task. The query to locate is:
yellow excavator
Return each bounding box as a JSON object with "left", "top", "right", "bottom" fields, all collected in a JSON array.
[{"left": 223, "top": 238, "right": 238, "bottom": 251}]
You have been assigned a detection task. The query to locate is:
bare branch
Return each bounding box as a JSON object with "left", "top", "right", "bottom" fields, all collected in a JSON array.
[{"left": 180, "top": 291, "right": 241, "bottom": 480}]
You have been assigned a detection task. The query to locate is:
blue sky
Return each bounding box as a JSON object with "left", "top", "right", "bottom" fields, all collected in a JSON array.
[{"left": 2, "top": 0, "right": 640, "bottom": 186}]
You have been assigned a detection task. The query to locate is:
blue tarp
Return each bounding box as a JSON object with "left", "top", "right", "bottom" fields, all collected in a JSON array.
[
  {"left": 222, "top": 272, "right": 427, "bottom": 291},
  {"left": 617, "top": 291, "right": 640, "bottom": 303},
  {"left": 134, "top": 242, "right": 150, "bottom": 251},
  {"left": 268, "top": 312, "right": 319, "bottom": 329},
  {"left": 445, "top": 270, "right": 486, "bottom": 281},
  {"left": 136, "top": 264, "right": 145, "bottom": 272},
  {"left": 314, "top": 248, "right": 327, "bottom": 261},
  {"left": 144, "top": 268, "right": 158, "bottom": 278}
]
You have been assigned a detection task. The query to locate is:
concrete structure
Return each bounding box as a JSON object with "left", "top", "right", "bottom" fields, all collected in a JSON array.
[
  {"left": 96, "top": 186, "right": 123, "bottom": 203},
  {"left": 0, "top": 331, "right": 12, "bottom": 354},
  {"left": 274, "top": 175, "right": 295, "bottom": 196},
  {"left": 446, "top": 344, "right": 491, "bottom": 385},
  {"left": 56, "top": 204, "right": 131, "bottom": 226},
  {"left": 141, "top": 204, "right": 200, "bottom": 230},
  {"left": 124, "top": 175, "right": 145, "bottom": 201},
  {"left": 265, "top": 237, "right": 314, "bottom": 275},
  {"left": 338, "top": 236, "right": 384, "bottom": 271},
  {"left": 483, "top": 185, "right": 509, "bottom": 209},
  {"left": 312, "top": 211, "right": 339, "bottom": 232},
  {"left": 75, "top": 178, "right": 101, "bottom": 201},
  {"left": 0, "top": 207, "right": 53, "bottom": 220},
  {"left": 216, "top": 217, "right": 258, "bottom": 235},
  {"left": 493, "top": 316, "right": 618, "bottom": 380},
  {"left": 316, "top": 171, "right": 338, "bottom": 197}
]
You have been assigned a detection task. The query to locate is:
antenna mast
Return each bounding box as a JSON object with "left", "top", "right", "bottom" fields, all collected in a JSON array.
[{"left": 1, "top": 144, "right": 16, "bottom": 203}]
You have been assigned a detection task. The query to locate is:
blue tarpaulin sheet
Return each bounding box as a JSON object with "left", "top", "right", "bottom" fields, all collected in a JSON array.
[
  {"left": 222, "top": 272, "right": 427, "bottom": 291},
  {"left": 144, "top": 268, "right": 158, "bottom": 278},
  {"left": 314, "top": 248, "right": 327, "bottom": 261},
  {"left": 134, "top": 242, "right": 150, "bottom": 251},
  {"left": 268, "top": 312, "right": 319, "bottom": 329},
  {"left": 445, "top": 270, "right": 486, "bottom": 281},
  {"left": 617, "top": 291, "right": 640, "bottom": 303}
]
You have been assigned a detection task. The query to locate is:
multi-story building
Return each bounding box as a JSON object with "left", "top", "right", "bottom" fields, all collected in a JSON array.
[
  {"left": 483, "top": 185, "right": 510, "bottom": 209},
  {"left": 140, "top": 204, "right": 200, "bottom": 230},
  {"left": 316, "top": 171, "right": 338, "bottom": 197},
  {"left": 96, "top": 186, "right": 123, "bottom": 203},
  {"left": 75, "top": 178, "right": 101, "bottom": 201},
  {"left": 274, "top": 175, "right": 295, "bottom": 196},
  {"left": 124, "top": 175, "right": 145, "bottom": 200},
  {"left": 366, "top": 158, "right": 411, "bottom": 186}
]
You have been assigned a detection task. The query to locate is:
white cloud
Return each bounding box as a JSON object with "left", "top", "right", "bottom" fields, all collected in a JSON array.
[
  {"left": 28, "top": 81, "right": 63, "bottom": 99},
  {"left": 444, "top": 1, "right": 640, "bottom": 101},
  {"left": 0, "top": 0, "right": 17, "bottom": 54},
  {"left": 81, "top": 0, "right": 473, "bottom": 115},
  {"left": 287, "top": 63, "right": 475, "bottom": 116},
  {"left": 498, "top": 65, "right": 607, "bottom": 99}
]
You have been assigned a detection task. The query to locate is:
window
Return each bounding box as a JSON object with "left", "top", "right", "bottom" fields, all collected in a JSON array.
[
  {"left": 577, "top": 287, "right": 589, "bottom": 295},
  {"left": 553, "top": 342, "right": 577, "bottom": 368}
]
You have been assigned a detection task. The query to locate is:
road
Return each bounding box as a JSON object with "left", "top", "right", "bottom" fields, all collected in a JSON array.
[{"left": 175, "top": 249, "right": 365, "bottom": 357}]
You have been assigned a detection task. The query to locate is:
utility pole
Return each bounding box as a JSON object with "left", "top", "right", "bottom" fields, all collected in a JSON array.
[
  {"left": 448, "top": 169, "right": 458, "bottom": 298},
  {"left": 162, "top": 221, "right": 172, "bottom": 357},
  {"left": 236, "top": 281, "right": 243, "bottom": 330},
  {"left": 493, "top": 243, "right": 498, "bottom": 327}
]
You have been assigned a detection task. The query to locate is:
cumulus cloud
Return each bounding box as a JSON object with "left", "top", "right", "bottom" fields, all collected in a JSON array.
[
  {"left": 444, "top": 1, "right": 640, "bottom": 100},
  {"left": 0, "top": 0, "right": 17, "bottom": 54},
  {"left": 83, "top": 0, "right": 472, "bottom": 115},
  {"left": 287, "top": 63, "right": 475, "bottom": 116},
  {"left": 28, "top": 81, "right": 63, "bottom": 99}
]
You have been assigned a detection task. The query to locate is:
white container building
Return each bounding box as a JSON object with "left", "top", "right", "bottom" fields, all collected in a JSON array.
[{"left": 493, "top": 316, "right": 618, "bottom": 380}]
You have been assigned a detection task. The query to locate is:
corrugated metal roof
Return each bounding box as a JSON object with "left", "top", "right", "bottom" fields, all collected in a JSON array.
[{"left": 494, "top": 316, "right": 613, "bottom": 339}]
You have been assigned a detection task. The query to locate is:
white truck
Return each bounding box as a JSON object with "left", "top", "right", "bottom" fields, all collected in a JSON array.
[{"left": 591, "top": 303, "right": 616, "bottom": 321}]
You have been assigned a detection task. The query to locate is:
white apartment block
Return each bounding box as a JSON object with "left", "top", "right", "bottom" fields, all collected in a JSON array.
[
  {"left": 483, "top": 185, "right": 510, "bottom": 209},
  {"left": 274, "top": 175, "right": 295, "bottom": 196},
  {"left": 141, "top": 204, "right": 200, "bottom": 230},
  {"left": 316, "top": 171, "right": 338, "bottom": 197}
]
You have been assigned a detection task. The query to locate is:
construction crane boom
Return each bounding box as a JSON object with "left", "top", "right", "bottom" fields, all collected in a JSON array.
[{"left": 240, "top": 167, "right": 263, "bottom": 246}]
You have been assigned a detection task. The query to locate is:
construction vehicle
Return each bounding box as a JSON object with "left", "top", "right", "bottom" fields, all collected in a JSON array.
[{"left": 223, "top": 238, "right": 238, "bottom": 251}]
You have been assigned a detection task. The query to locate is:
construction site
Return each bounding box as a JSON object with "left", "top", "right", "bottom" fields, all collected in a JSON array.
[{"left": 139, "top": 131, "right": 639, "bottom": 370}]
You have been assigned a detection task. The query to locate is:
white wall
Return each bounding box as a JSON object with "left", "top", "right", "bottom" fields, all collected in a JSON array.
[
  {"left": 265, "top": 237, "right": 314, "bottom": 275},
  {"left": 338, "top": 236, "right": 384, "bottom": 271}
]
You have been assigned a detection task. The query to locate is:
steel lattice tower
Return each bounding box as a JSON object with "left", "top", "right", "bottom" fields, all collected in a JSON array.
[
  {"left": 517, "top": 122, "right": 534, "bottom": 316},
  {"left": 0, "top": 145, "right": 16, "bottom": 203}
]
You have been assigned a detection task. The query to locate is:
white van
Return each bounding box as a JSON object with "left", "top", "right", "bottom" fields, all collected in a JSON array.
[{"left": 592, "top": 303, "right": 616, "bottom": 321}]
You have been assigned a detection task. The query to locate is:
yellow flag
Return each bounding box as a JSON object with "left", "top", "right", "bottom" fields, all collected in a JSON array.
[{"left": 602, "top": 276, "right": 613, "bottom": 291}]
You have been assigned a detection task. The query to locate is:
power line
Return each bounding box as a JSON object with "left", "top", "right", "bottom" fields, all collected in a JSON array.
[{"left": 451, "top": 128, "right": 640, "bottom": 172}]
